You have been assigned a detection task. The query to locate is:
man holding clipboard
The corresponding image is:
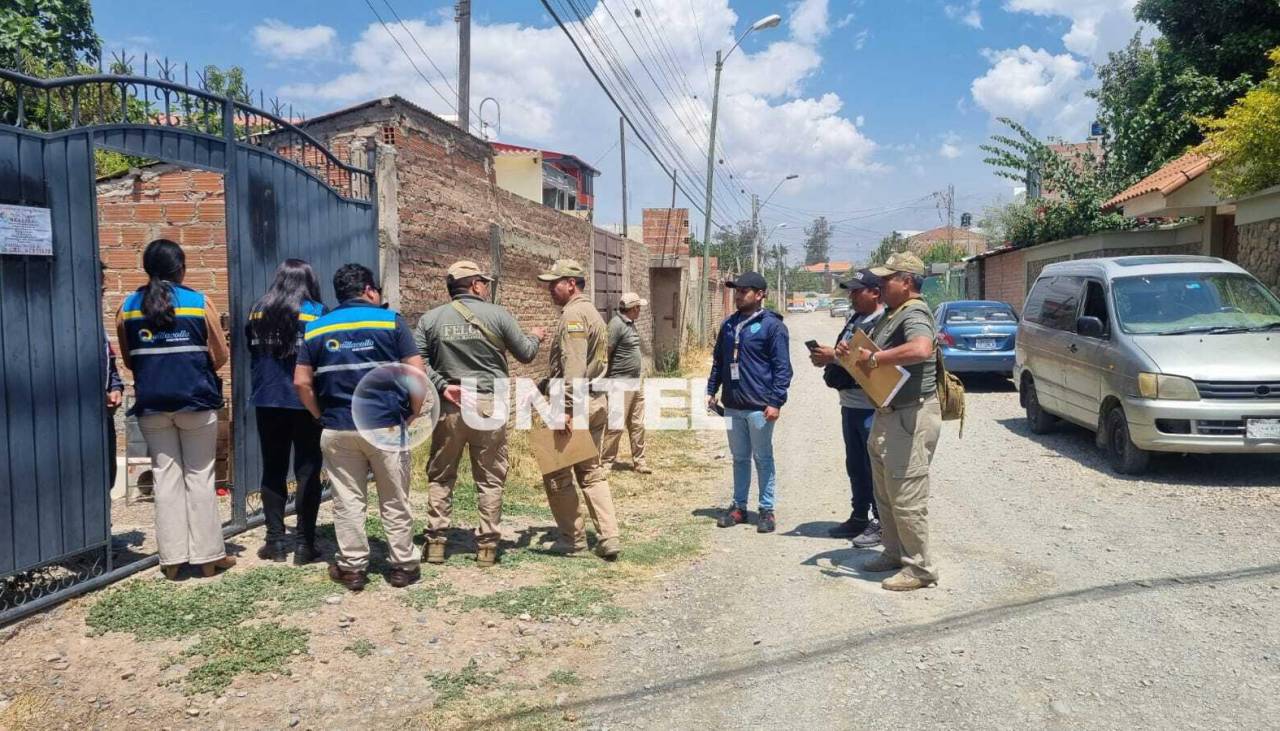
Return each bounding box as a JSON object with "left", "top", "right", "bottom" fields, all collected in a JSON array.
[{"left": 835, "top": 252, "right": 942, "bottom": 592}]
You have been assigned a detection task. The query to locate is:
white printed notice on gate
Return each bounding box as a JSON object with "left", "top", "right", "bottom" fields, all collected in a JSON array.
[{"left": 0, "top": 204, "right": 54, "bottom": 256}]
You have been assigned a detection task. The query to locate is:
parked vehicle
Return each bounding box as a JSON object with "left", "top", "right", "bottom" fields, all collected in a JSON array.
[
  {"left": 1014, "top": 255, "right": 1280, "bottom": 474},
  {"left": 830, "top": 298, "right": 850, "bottom": 318},
  {"left": 786, "top": 302, "right": 816, "bottom": 313},
  {"left": 934, "top": 300, "right": 1018, "bottom": 377}
]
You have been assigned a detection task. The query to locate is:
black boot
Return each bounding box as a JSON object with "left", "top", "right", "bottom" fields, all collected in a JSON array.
[
  {"left": 293, "top": 540, "right": 321, "bottom": 566},
  {"left": 257, "top": 540, "right": 290, "bottom": 562},
  {"left": 828, "top": 512, "right": 870, "bottom": 539}
]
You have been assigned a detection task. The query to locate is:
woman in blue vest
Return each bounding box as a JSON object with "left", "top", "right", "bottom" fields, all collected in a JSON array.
[
  {"left": 117, "top": 239, "right": 234, "bottom": 579},
  {"left": 248, "top": 259, "right": 327, "bottom": 564}
]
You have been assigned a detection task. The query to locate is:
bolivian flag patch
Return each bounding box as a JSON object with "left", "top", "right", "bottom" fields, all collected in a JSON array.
[{"left": 566, "top": 321, "right": 587, "bottom": 335}]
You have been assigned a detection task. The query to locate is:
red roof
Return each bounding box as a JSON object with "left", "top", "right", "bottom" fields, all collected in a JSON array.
[
  {"left": 490, "top": 141, "right": 599, "bottom": 175},
  {"left": 1103, "top": 152, "right": 1216, "bottom": 211},
  {"left": 802, "top": 261, "right": 853, "bottom": 274}
]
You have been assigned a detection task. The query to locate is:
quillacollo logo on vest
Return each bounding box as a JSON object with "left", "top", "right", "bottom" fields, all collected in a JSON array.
[
  {"left": 325, "top": 338, "right": 341, "bottom": 352},
  {"left": 138, "top": 328, "right": 155, "bottom": 343}
]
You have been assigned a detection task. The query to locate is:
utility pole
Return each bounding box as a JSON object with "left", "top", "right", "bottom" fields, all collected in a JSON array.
[
  {"left": 699, "top": 49, "right": 723, "bottom": 345},
  {"left": 751, "top": 193, "right": 760, "bottom": 272},
  {"left": 619, "top": 116, "right": 628, "bottom": 241},
  {"left": 456, "top": 0, "right": 471, "bottom": 132},
  {"left": 947, "top": 183, "right": 955, "bottom": 251}
]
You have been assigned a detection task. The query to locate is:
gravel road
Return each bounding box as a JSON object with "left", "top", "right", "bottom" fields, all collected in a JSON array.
[{"left": 579, "top": 310, "right": 1280, "bottom": 730}]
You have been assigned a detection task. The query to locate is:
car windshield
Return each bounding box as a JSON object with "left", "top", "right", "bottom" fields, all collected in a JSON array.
[
  {"left": 832, "top": 299, "right": 848, "bottom": 307},
  {"left": 1113, "top": 272, "right": 1280, "bottom": 335},
  {"left": 945, "top": 306, "right": 1016, "bottom": 324}
]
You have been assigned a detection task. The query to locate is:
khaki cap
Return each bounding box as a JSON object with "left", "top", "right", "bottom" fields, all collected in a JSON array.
[
  {"left": 619, "top": 292, "right": 647, "bottom": 309},
  {"left": 447, "top": 260, "right": 493, "bottom": 281},
  {"left": 870, "top": 251, "right": 926, "bottom": 277},
  {"left": 537, "top": 258, "right": 586, "bottom": 281}
]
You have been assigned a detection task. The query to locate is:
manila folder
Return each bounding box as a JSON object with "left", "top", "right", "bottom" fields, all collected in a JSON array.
[
  {"left": 529, "top": 418, "right": 599, "bottom": 476},
  {"left": 838, "top": 329, "right": 911, "bottom": 408}
]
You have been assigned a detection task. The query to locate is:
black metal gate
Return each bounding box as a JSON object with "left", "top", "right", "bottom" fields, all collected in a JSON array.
[{"left": 0, "top": 69, "right": 377, "bottom": 622}]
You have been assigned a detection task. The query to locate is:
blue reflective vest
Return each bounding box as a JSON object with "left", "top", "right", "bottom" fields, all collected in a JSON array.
[
  {"left": 300, "top": 300, "right": 414, "bottom": 430},
  {"left": 248, "top": 299, "right": 327, "bottom": 409},
  {"left": 121, "top": 284, "right": 223, "bottom": 416}
]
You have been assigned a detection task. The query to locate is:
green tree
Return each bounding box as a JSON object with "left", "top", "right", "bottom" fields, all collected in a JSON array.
[
  {"left": 1198, "top": 47, "right": 1280, "bottom": 197},
  {"left": 1135, "top": 0, "right": 1280, "bottom": 83},
  {"left": 921, "top": 242, "right": 967, "bottom": 266},
  {"left": 802, "top": 216, "right": 832, "bottom": 265},
  {"left": 867, "top": 232, "right": 906, "bottom": 266},
  {"left": 0, "top": 0, "right": 100, "bottom": 73},
  {"left": 712, "top": 220, "right": 758, "bottom": 275},
  {"left": 981, "top": 117, "right": 1130, "bottom": 247}
]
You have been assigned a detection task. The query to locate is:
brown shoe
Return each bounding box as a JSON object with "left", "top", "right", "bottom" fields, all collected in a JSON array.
[
  {"left": 386, "top": 566, "right": 421, "bottom": 588},
  {"left": 593, "top": 537, "right": 621, "bottom": 562},
  {"left": 476, "top": 544, "right": 498, "bottom": 568},
  {"left": 633, "top": 463, "right": 653, "bottom": 475},
  {"left": 199, "top": 556, "right": 236, "bottom": 577},
  {"left": 424, "top": 537, "right": 446, "bottom": 564},
  {"left": 160, "top": 564, "right": 181, "bottom": 581},
  {"left": 548, "top": 534, "right": 587, "bottom": 555},
  {"left": 862, "top": 553, "right": 902, "bottom": 573},
  {"left": 882, "top": 570, "right": 936, "bottom": 592},
  {"left": 328, "top": 563, "right": 368, "bottom": 592}
]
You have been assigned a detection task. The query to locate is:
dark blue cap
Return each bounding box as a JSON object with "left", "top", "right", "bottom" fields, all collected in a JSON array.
[
  {"left": 724, "top": 271, "right": 768, "bottom": 290},
  {"left": 840, "top": 268, "right": 883, "bottom": 291}
]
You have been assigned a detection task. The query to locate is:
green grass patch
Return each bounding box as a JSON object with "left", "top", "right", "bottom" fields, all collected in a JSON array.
[
  {"left": 344, "top": 638, "right": 376, "bottom": 658},
  {"left": 546, "top": 669, "right": 581, "bottom": 686},
  {"left": 429, "top": 659, "right": 497, "bottom": 707},
  {"left": 620, "top": 523, "right": 704, "bottom": 566},
  {"left": 461, "top": 580, "right": 625, "bottom": 621},
  {"left": 181, "top": 623, "right": 308, "bottom": 695},
  {"left": 401, "top": 581, "right": 456, "bottom": 611},
  {"left": 86, "top": 566, "right": 334, "bottom": 640}
]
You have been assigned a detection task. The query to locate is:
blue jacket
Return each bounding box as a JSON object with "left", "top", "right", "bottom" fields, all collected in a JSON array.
[
  {"left": 707, "top": 308, "right": 792, "bottom": 411},
  {"left": 247, "top": 299, "right": 327, "bottom": 409},
  {"left": 120, "top": 284, "right": 223, "bottom": 416}
]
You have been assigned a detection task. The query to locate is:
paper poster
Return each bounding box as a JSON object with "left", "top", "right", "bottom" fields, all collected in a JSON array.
[{"left": 0, "top": 204, "right": 53, "bottom": 256}]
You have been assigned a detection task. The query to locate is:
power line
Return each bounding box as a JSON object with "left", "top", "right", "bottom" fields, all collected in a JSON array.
[
  {"left": 379, "top": 0, "right": 484, "bottom": 136},
  {"left": 363, "top": 0, "right": 459, "bottom": 121}
]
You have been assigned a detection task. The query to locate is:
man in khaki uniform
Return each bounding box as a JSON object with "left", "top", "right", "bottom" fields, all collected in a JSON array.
[
  {"left": 840, "top": 252, "right": 942, "bottom": 591},
  {"left": 601, "top": 292, "right": 651, "bottom": 474},
  {"left": 414, "top": 261, "right": 546, "bottom": 567},
  {"left": 537, "top": 259, "right": 621, "bottom": 561}
]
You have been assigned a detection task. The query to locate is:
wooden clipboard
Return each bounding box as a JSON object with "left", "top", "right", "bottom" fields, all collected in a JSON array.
[
  {"left": 837, "top": 329, "right": 911, "bottom": 408},
  {"left": 529, "top": 417, "right": 599, "bottom": 475}
]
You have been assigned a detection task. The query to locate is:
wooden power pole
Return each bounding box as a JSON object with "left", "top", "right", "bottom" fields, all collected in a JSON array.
[{"left": 456, "top": 0, "right": 471, "bottom": 132}]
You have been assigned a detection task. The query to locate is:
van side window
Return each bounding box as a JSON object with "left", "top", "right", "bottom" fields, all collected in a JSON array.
[
  {"left": 1082, "top": 280, "right": 1109, "bottom": 335},
  {"left": 1039, "top": 275, "right": 1084, "bottom": 331},
  {"left": 1023, "top": 278, "right": 1051, "bottom": 325}
]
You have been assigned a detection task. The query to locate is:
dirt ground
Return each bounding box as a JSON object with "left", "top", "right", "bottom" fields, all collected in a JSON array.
[{"left": 0, "top": 416, "right": 720, "bottom": 731}]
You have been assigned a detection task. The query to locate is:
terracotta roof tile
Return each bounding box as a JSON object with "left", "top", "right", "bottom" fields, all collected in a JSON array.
[{"left": 1102, "top": 152, "right": 1216, "bottom": 211}]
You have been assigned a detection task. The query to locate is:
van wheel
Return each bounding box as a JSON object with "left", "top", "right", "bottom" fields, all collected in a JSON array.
[
  {"left": 1105, "top": 407, "right": 1151, "bottom": 475},
  {"left": 1024, "top": 379, "right": 1056, "bottom": 434}
]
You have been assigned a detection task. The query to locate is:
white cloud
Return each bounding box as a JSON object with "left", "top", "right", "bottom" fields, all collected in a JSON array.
[
  {"left": 853, "top": 29, "right": 870, "bottom": 50},
  {"left": 945, "top": 1, "right": 984, "bottom": 30},
  {"left": 278, "top": 0, "right": 880, "bottom": 221},
  {"left": 1002, "top": 0, "right": 1141, "bottom": 63},
  {"left": 970, "top": 46, "right": 1096, "bottom": 138},
  {"left": 835, "top": 13, "right": 855, "bottom": 29},
  {"left": 939, "top": 132, "right": 964, "bottom": 158},
  {"left": 788, "top": 0, "right": 831, "bottom": 45},
  {"left": 252, "top": 19, "right": 338, "bottom": 60}
]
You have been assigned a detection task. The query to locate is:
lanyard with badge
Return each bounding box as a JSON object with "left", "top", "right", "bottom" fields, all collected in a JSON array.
[{"left": 729, "top": 310, "right": 764, "bottom": 381}]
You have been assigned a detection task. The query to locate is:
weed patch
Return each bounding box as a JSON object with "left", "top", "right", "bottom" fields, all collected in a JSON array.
[
  {"left": 86, "top": 566, "right": 333, "bottom": 640},
  {"left": 546, "top": 669, "right": 581, "bottom": 686},
  {"left": 401, "top": 581, "right": 456, "bottom": 611},
  {"left": 462, "top": 580, "right": 625, "bottom": 621},
  {"left": 344, "top": 639, "right": 376, "bottom": 658},
  {"left": 181, "top": 623, "right": 308, "bottom": 695},
  {"left": 621, "top": 524, "right": 704, "bottom": 566},
  {"left": 429, "top": 659, "right": 497, "bottom": 707}
]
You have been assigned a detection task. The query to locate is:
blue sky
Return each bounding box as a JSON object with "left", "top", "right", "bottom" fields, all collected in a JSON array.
[{"left": 93, "top": 0, "right": 1144, "bottom": 262}]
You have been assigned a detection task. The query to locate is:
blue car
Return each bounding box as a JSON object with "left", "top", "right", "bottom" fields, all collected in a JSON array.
[{"left": 933, "top": 300, "right": 1018, "bottom": 377}]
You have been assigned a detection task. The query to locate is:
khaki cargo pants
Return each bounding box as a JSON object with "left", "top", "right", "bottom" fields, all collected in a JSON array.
[
  {"left": 601, "top": 387, "right": 647, "bottom": 470},
  {"left": 321, "top": 429, "right": 418, "bottom": 572},
  {"left": 543, "top": 395, "right": 620, "bottom": 543},
  {"left": 870, "top": 394, "right": 942, "bottom": 582},
  {"left": 137, "top": 410, "right": 226, "bottom": 567},
  {"left": 426, "top": 396, "right": 508, "bottom": 547}
]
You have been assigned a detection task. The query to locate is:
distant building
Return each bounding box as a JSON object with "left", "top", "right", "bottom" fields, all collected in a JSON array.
[
  {"left": 801, "top": 260, "right": 854, "bottom": 275},
  {"left": 907, "top": 226, "right": 990, "bottom": 257},
  {"left": 491, "top": 142, "right": 599, "bottom": 218}
]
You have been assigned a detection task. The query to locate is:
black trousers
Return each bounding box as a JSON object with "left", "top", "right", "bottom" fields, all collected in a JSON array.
[{"left": 255, "top": 407, "right": 324, "bottom": 544}]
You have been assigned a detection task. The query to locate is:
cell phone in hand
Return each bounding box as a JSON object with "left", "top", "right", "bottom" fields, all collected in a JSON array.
[
  {"left": 804, "top": 339, "right": 820, "bottom": 351},
  {"left": 708, "top": 400, "right": 725, "bottom": 416}
]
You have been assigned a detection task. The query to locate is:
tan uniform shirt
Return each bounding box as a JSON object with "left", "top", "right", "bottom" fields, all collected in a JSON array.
[{"left": 549, "top": 293, "right": 609, "bottom": 390}]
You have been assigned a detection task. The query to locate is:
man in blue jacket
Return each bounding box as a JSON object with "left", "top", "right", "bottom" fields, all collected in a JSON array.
[{"left": 706, "top": 271, "right": 793, "bottom": 533}]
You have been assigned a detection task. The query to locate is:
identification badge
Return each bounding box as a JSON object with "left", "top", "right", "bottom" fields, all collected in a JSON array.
[{"left": 729, "top": 363, "right": 740, "bottom": 380}]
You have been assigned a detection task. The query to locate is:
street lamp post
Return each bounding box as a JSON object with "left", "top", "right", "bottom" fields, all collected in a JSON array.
[
  {"left": 699, "top": 13, "right": 781, "bottom": 344},
  {"left": 753, "top": 173, "right": 798, "bottom": 271}
]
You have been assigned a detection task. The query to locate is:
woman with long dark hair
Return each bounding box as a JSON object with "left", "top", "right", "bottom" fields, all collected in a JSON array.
[
  {"left": 248, "top": 258, "right": 327, "bottom": 563},
  {"left": 117, "top": 239, "right": 234, "bottom": 579}
]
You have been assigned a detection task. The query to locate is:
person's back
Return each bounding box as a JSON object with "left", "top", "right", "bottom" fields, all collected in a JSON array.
[
  {"left": 249, "top": 299, "right": 326, "bottom": 409},
  {"left": 415, "top": 295, "right": 539, "bottom": 393},
  {"left": 605, "top": 312, "right": 643, "bottom": 379}
]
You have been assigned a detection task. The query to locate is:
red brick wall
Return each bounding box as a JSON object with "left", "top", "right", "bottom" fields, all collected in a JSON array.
[
  {"left": 982, "top": 248, "right": 1028, "bottom": 313},
  {"left": 643, "top": 207, "right": 689, "bottom": 259},
  {"left": 97, "top": 164, "right": 233, "bottom": 484}
]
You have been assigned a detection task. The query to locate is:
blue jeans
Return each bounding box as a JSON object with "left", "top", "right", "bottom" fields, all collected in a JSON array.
[
  {"left": 841, "top": 407, "right": 878, "bottom": 521},
  {"left": 725, "top": 408, "right": 777, "bottom": 511}
]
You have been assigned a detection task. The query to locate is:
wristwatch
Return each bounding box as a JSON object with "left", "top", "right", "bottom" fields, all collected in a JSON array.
[{"left": 867, "top": 353, "right": 879, "bottom": 369}]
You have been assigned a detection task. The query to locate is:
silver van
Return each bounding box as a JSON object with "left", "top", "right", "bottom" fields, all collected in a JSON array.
[{"left": 1014, "top": 255, "right": 1280, "bottom": 474}]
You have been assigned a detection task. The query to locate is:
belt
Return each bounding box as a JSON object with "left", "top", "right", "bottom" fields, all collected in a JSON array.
[{"left": 875, "top": 392, "right": 938, "bottom": 415}]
